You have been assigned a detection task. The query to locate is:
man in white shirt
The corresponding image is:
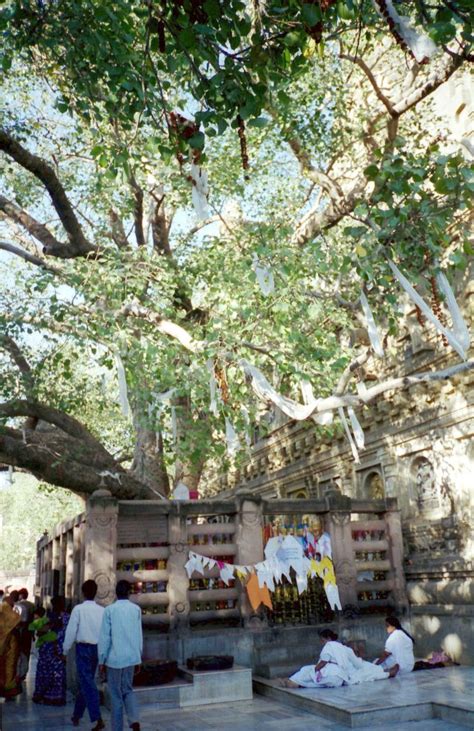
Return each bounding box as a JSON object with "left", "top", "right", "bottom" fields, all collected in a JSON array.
[
  {"left": 62, "top": 580, "right": 105, "bottom": 730},
  {"left": 98, "top": 580, "right": 142, "bottom": 731}
]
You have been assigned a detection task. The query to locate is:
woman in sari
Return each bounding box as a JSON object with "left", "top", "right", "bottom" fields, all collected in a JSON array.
[
  {"left": 375, "top": 616, "right": 415, "bottom": 676},
  {"left": 32, "top": 596, "right": 70, "bottom": 705},
  {"left": 280, "top": 629, "right": 393, "bottom": 688},
  {"left": 0, "top": 594, "right": 22, "bottom": 699}
]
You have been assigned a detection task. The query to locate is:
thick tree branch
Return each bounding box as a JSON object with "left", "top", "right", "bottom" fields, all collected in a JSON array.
[
  {"left": 129, "top": 175, "right": 146, "bottom": 247},
  {"left": 0, "top": 336, "right": 35, "bottom": 395},
  {"left": 0, "top": 399, "right": 112, "bottom": 459},
  {"left": 0, "top": 240, "right": 60, "bottom": 272},
  {"left": 119, "top": 302, "right": 203, "bottom": 352},
  {"left": 0, "top": 128, "right": 96, "bottom": 258},
  {"left": 340, "top": 53, "right": 396, "bottom": 116},
  {"left": 151, "top": 194, "right": 172, "bottom": 256},
  {"left": 0, "top": 426, "right": 152, "bottom": 499},
  {"left": 0, "top": 194, "right": 64, "bottom": 252},
  {"left": 108, "top": 209, "right": 129, "bottom": 249},
  {"left": 393, "top": 53, "right": 464, "bottom": 116}
]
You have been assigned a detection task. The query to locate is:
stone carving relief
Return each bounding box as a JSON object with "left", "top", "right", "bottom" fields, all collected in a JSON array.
[{"left": 363, "top": 470, "right": 385, "bottom": 500}]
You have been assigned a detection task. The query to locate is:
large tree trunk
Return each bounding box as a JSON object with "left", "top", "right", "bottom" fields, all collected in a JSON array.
[{"left": 130, "top": 426, "right": 170, "bottom": 497}]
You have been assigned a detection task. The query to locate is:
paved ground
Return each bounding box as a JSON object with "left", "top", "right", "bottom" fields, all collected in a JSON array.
[{"left": 1, "top": 665, "right": 472, "bottom": 731}]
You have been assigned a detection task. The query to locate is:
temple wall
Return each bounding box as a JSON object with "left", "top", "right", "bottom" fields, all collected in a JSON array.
[{"left": 211, "top": 277, "right": 474, "bottom": 662}]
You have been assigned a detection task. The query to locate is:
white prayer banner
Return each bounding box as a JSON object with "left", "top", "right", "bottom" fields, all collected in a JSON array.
[
  {"left": 252, "top": 254, "right": 275, "bottom": 296},
  {"left": 388, "top": 260, "right": 467, "bottom": 360},
  {"left": 115, "top": 353, "right": 130, "bottom": 417},
  {"left": 360, "top": 291, "right": 384, "bottom": 358},
  {"left": 339, "top": 407, "right": 360, "bottom": 463},
  {"left": 436, "top": 271, "right": 470, "bottom": 354}
]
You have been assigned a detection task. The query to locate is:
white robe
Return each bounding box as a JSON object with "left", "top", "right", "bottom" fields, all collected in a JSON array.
[
  {"left": 381, "top": 629, "right": 415, "bottom": 674},
  {"left": 289, "top": 641, "right": 387, "bottom": 688}
]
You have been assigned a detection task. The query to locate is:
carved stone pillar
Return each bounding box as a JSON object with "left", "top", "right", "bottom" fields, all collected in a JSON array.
[
  {"left": 385, "top": 504, "right": 409, "bottom": 612},
  {"left": 235, "top": 493, "right": 265, "bottom": 626},
  {"left": 84, "top": 490, "right": 119, "bottom": 606},
  {"left": 324, "top": 495, "right": 358, "bottom": 610},
  {"left": 167, "top": 505, "right": 189, "bottom": 632}
]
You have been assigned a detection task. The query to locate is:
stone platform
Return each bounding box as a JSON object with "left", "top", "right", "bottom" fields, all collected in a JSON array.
[
  {"left": 254, "top": 666, "right": 474, "bottom": 728},
  {"left": 107, "top": 664, "right": 253, "bottom": 711}
]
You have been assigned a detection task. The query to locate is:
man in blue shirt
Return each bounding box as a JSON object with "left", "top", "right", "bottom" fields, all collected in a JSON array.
[{"left": 98, "top": 580, "right": 142, "bottom": 731}]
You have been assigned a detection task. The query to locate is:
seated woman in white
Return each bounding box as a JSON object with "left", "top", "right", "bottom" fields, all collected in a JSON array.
[
  {"left": 374, "top": 616, "right": 415, "bottom": 676},
  {"left": 280, "top": 629, "right": 391, "bottom": 688}
]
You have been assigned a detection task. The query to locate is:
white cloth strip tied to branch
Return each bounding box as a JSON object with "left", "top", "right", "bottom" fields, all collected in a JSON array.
[
  {"left": 347, "top": 406, "right": 365, "bottom": 450},
  {"left": 206, "top": 359, "right": 219, "bottom": 416},
  {"left": 388, "top": 261, "right": 467, "bottom": 360},
  {"left": 360, "top": 291, "right": 384, "bottom": 358},
  {"left": 225, "top": 417, "right": 241, "bottom": 456},
  {"left": 436, "top": 271, "right": 470, "bottom": 354},
  {"left": 114, "top": 354, "right": 130, "bottom": 417},
  {"left": 240, "top": 358, "right": 317, "bottom": 420},
  {"left": 373, "top": 0, "right": 437, "bottom": 63},
  {"left": 190, "top": 164, "right": 209, "bottom": 219},
  {"left": 300, "top": 379, "right": 314, "bottom": 405},
  {"left": 338, "top": 407, "right": 360, "bottom": 463},
  {"left": 252, "top": 254, "right": 275, "bottom": 296}
]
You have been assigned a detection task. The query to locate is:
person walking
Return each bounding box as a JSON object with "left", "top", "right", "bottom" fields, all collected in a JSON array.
[
  {"left": 62, "top": 580, "right": 105, "bottom": 730},
  {"left": 17, "top": 588, "right": 35, "bottom": 681},
  {"left": 98, "top": 580, "right": 142, "bottom": 731},
  {"left": 0, "top": 593, "right": 22, "bottom": 700}
]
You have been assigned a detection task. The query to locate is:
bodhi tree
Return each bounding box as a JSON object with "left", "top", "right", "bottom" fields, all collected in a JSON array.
[{"left": 0, "top": 0, "right": 472, "bottom": 500}]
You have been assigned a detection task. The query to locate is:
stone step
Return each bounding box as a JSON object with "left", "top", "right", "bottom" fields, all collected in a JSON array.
[
  {"left": 109, "top": 664, "right": 254, "bottom": 710},
  {"left": 254, "top": 644, "right": 319, "bottom": 665},
  {"left": 253, "top": 668, "right": 474, "bottom": 728},
  {"left": 255, "top": 659, "right": 315, "bottom": 679}
]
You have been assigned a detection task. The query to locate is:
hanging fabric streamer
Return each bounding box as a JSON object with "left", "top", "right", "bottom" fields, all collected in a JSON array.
[
  {"left": 240, "top": 359, "right": 317, "bottom": 420},
  {"left": 347, "top": 406, "right": 365, "bottom": 450},
  {"left": 360, "top": 291, "right": 384, "bottom": 358},
  {"left": 388, "top": 261, "right": 467, "bottom": 360},
  {"left": 373, "top": 0, "right": 437, "bottom": 63},
  {"left": 300, "top": 380, "right": 314, "bottom": 405},
  {"left": 312, "top": 411, "right": 334, "bottom": 426},
  {"left": 190, "top": 163, "right": 209, "bottom": 219},
  {"left": 191, "top": 279, "right": 208, "bottom": 309},
  {"left": 225, "top": 417, "right": 240, "bottom": 456},
  {"left": 240, "top": 405, "right": 252, "bottom": 447},
  {"left": 436, "top": 271, "right": 470, "bottom": 353},
  {"left": 206, "top": 359, "right": 219, "bottom": 416},
  {"left": 114, "top": 353, "right": 130, "bottom": 417},
  {"left": 252, "top": 254, "right": 275, "bottom": 296},
  {"left": 171, "top": 406, "right": 177, "bottom": 444},
  {"left": 338, "top": 407, "right": 360, "bottom": 463}
]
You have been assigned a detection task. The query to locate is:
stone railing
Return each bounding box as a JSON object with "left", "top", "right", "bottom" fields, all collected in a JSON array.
[{"left": 36, "top": 491, "right": 407, "bottom": 628}]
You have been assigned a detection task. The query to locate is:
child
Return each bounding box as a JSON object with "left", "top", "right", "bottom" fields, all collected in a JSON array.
[{"left": 29, "top": 607, "right": 58, "bottom": 649}]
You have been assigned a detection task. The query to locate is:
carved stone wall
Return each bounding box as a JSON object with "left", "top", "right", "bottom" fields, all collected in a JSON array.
[{"left": 210, "top": 276, "right": 474, "bottom": 660}]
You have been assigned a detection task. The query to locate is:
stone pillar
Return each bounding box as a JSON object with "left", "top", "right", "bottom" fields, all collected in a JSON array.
[
  {"left": 384, "top": 502, "right": 409, "bottom": 613},
  {"left": 167, "top": 504, "right": 189, "bottom": 632},
  {"left": 235, "top": 493, "right": 265, "bottom": 627},
  {"left": 83, "top": 490, "right": 119, "bottom": 606},
  {"left": 65, "top": 529, "right": 74, "bottom": 601},
  {"left": 324, "top": 495, "right": 358, "bottom": 610}
]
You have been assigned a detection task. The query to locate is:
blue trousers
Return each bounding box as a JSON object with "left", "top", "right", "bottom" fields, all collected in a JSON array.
[
  {"left": 73, "top": 643, "right": 101, "bottom": 722},
  {"left": 107, "top": 665, "right": 139, "bottom": 731}
]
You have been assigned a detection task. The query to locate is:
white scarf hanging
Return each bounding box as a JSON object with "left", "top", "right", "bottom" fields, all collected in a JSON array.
[
  {"left": 206, "top": 359, "right": 219, "bottom": 416},
  {"left": 240, "top": 359, "right": 317, "bottom": 420},
  {"left": 252, "top": 254, "right": 275, "bottom": 296},
  {"left": 436, "top": 271, "right": 470, "bottom": 354},
  {"left": 347, "top": 406, "right": 365, "bottom": 450},
  {"left": 114, "top": 354, "right": 130, "bottom": 417},
  {"left": 360, "top": 291, "right": 384, "bottom": 358},
  {"left": 388, "top": 261, "right": 467, "bottom": 360},
  {"left": 225, "top": 417, "right": 240, "bottom": 456},
  {"left": 373, "top": 0, "right": 437, "bottom": 63},
  {"left": 338, "top": 406, "right": 360, "bottom": 463},
  {"left": 190, "top": 164, "right": 209, "bottom": 219}
]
